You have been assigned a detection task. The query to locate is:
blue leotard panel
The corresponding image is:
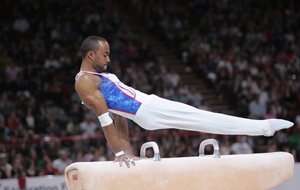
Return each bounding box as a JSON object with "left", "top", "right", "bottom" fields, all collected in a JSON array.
[{"left": 99, "top": 74, "right": 141, "bottom": 114}]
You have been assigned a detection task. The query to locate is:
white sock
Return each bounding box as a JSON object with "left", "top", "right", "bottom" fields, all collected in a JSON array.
[{"left": 265, "top": 119, "right": 294, "bottom": 136}]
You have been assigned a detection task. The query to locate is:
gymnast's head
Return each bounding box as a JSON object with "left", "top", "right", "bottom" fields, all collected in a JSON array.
[{"left": 80, "top": 36, "right": 110, "bottom": 72}]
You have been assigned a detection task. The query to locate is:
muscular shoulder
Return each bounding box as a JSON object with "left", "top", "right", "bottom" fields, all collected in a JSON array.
[
  {"left": 76, "top": 72, "right": 100, "bottom": 83},
  {"left": 75, "top": 72, "right": 101, "bottom": 93}
]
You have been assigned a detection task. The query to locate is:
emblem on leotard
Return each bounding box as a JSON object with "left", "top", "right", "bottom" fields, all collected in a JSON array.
[{"left": 116, "top": 82, "right": 136, "bottom": 99}]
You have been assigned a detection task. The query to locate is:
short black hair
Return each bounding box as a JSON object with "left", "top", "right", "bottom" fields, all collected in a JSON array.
[{"left": 80, "top": 36, "right": 107, "bottom": 59}]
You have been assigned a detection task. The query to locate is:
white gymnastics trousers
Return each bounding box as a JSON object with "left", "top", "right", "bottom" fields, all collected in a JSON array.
[{"left": 133, "top": 95, "right": 282, "bottom": 136}]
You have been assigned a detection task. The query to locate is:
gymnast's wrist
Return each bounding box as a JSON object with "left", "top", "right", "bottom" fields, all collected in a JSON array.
[{"left": 115, "top": 150, "right": 125, "bottom": 157}]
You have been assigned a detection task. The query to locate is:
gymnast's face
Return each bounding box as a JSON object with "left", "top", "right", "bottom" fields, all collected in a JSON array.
[{"left": 93, "top": 40, "right": 110, "bottom": 73}]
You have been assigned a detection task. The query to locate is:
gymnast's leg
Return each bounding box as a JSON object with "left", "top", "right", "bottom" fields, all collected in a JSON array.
[{"left": 134, "top": 95, "right": 293, "bottom": 136}]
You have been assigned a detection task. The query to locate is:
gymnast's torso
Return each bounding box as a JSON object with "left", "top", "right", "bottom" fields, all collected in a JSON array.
[{"left": 76, "top": 71, "right": 148, "bottom": 120}]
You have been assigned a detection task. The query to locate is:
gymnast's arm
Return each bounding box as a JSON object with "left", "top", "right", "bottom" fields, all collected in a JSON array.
[
  {"left": 111, "top": 113, "right": 133, "bottom": 155},
  {"left": 112, "top": 113, "right": 141, "bottom": 160},
  {"left": 75, "top": 73, "right": 135, "bottom": 168}
]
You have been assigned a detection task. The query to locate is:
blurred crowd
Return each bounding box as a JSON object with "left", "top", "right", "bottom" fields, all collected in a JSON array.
[
  {"left": 130, "top": 0, "right": 300, "bottom": 156},
  {"left": 0, "top": 0, "right": 300, "bottom": 179}
]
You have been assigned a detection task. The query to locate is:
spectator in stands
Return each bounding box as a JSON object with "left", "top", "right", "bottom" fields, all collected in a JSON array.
[
  {"left": 0, "top": 93, "right": 15, "bottom": 119},
  {"left": 34, "top": 137, "right": 49, "bottom": 160},
  {"left": 0, "top": 153, "right": 11, "bottom": 179},
  {"left": 277, "top": 107, "right": 294, "bottom": 122},
  {"left": 177, "top": 81, "right": 189, "bottom": 96},
  {"left": 265, "top": 106, "right": 277, "bottom": 119},
  {"left": 12, "top": 13, "right": 30, "bottom": 33},
  {"left": 281, "top": 85, "right": 297, "bottom": 110},
  {"left": 198, "top": 99, "right": 212, "bottom": 112},
  {"left": 164, "top": 68, "right": 181, "bottom": 88},
  {"left": 7, "top": 111, "right": 21, "bottom": 131},
  {"left": 42, "top": 160, "right": 59, "bottom": 176},
  {"left": 258, "top": 83, "right": 270, "bottom": 108},
  {"left": 0, "top": 160, "right": 10, "bottom": 179},
  {"left": 155, "top": 56, "right": 168, "bottom": 74},
  {"left": 0, "top": 114, "right": 10, "bottom": 140},
  {"left": 240, "top": 75, "right": 260, "bottom": 96},
  {"left": 163, "top": 83, "right": 175, "bottom": 99},
  {"left": 186, "top": 85, "right": 203, "bottom": 107},
  {"left": 36, "top": 153, "right": 51, "bottom": 172},
  {"left": 31, "top": 34, "right": 46, "bottom": 56},
  {"left": 52, "top": 149, "right": 72, "bottom": 175},
  {"left": 44, "top": 54, "right": 60, "bottom": 70},
  {"left": 24, "top": 107, "right": 35, "bottom": 131},
  {"left": 275, "top": 129, "right": 289, "bottom": 151},
  {"left": 220, "top": 137, "right": 232, "bottom": 155},
  {"left": 122, "top": 40, "right": 139, "bottom": 62},
  {"left": 68, "top": 103, "right": 84, "bottom": 122},
  {"left": 5, "top": 63, "right": 22, "bottom": 81},
  {"left": 137, "top": 37, "right": 152, "bottom": 62},
  {"left": 72, "top": 149, "right": 84, "bottom": 162},
  {"left": 92, "top": 145, "right": 108, "bottom": 161},
  {"left": 248, "top": 94, "right": 266, "bottom": 119},
  {"left": 16, "top": 140, "right": 30, "bottom": 158},
  {"left": 50, "top": 24, "right": 62, "bottom": 41},
  {"left": 83, "top": 146, "right": 95, "bottom": 162},
  {"left": 11, "top": 156, "right": 24, "bottom": 178},
  {"left": 59, "top": 52, "right": 72, "bottom": 70},
  {"left": 267, "top": 143, "right": 278, "bottom": 153},
  {"left": 288, "top": 116, "right": 300, "bottom": 162},
  {"left": 80, "top": 114, "right": 98, "bottom": 136},
  {"left": 25, "top": 160, "right": 38, "bottom": 177},
  {"left": 46, "top": 119, "right": 61, "bottom": 137},
  {"left": 235, "top": 56, "right": 248, "bottom": 73},
  {"left": 236, "top": 96, "right": 250, "bottom": 118},
  {"left": 230, "top": 136, "right": 253, "bottom": 154},
  {"left": 66, "top": 117, "right": 81, "bottom": 136}
]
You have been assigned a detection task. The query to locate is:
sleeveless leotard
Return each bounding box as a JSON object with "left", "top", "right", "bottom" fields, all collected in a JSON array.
[{"left": 75, "top": 71, "right": 148, "bottom": 120}]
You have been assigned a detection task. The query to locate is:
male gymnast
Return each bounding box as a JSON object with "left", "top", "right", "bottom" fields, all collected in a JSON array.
[{"left": 75, "top": 36, "right": 293, "bottom": 168}]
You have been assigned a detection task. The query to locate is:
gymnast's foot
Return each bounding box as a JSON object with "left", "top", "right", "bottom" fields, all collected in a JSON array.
[{"left": 264, "top": 119, "right": 294, "bottom": 136}]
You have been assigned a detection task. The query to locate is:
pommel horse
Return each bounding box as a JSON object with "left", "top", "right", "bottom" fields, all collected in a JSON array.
[{"left": 65, "top": 139, "right": 294, "bottom": 190}]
